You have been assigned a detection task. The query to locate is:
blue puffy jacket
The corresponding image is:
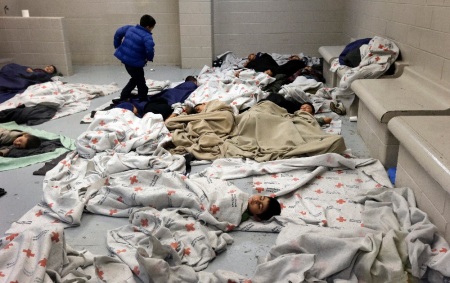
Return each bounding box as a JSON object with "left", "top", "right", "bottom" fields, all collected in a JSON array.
[{"left": 114, "top": 25, "right": 155, "bottom": 68}]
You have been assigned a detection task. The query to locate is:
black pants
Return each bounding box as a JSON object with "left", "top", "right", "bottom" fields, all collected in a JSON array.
[{"left": 121, "top": 64, "right": 148, "bottom": 101}]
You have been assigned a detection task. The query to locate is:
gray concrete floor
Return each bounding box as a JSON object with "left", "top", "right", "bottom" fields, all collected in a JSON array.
[{"left": 0, "top": 65, "right": 371, "bottom": 278}]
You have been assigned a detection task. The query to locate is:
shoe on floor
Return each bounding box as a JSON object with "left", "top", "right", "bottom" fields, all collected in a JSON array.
[{"left": 330, "top": 102, "right": 346, "bottom": 115}]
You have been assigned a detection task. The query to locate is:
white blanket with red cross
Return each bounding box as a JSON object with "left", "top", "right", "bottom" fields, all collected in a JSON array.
[
  {"left": 317, "top": 36, "right": 399, "bottom": 109},
  {"left": 0, "top": 80, "right": 119, "bottom": 119},
  {"left": 185, "top": 66, "right": 273, "bottom": 114}
]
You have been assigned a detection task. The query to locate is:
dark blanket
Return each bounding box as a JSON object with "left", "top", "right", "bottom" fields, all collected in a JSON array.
[
  {"left": 5, "top": 139, "right": 65, "bottom": 158},
  {"left": 33, "top": 151, "right": 70, "bottom": 175},
  {"left": 0, "top": 104, "right": 58, "bottom": 125},
  {"left": 0, "top": 63, "right": 54, "bottom": 103}
]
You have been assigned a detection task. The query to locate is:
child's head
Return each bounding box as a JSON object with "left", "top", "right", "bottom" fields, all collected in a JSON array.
[
  {"left": 247, "top": 195, "right": 281, "bottom": 221},
  {"left": 247, "top": 53, "right": 256, "bottom": 61},
  {"left": 44, "top": 65, "right": 57, "bottom": 74},
  {"left": 140, "top": 14, "right": 156, "bottom": 30},
  {"left": 193, "top": 102, "right": 206, "bottom": 114},
  {"left": 300, "top": 102, "right": 315, "bottom": 114},
  {"left": 185, "top": 75, "right": 198, "bottom": 85},
  {"left": 13, "top": 133, "right": 41, "bottom": 149}
]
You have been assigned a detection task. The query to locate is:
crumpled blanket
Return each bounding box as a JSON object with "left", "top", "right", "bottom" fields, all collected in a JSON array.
[
  {"left": 0, "top": 81, "right": 119, "bottom": 120},
  {"left": 186, "top": 66, "right": 273, "bottom": 114},
  {"left": 223, "top": 100, "right": 346, "bottom": 161},
  {"left": 166, "top": 100, "right": 345, "bottom": 162},
  {"left": 317, "top": 36, "right": 400, "bottom": 109},
  {"left": 165, "top": 100, "right": 235, "bottom": 160}
]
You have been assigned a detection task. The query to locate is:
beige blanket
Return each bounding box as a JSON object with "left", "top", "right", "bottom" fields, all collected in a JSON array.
[
  {"left": 223, "top": 101, "right": 346, "bottom": 161},
  {"left": 165, "top": 100, "right": 235, "bottom": 160},
  {"left": 166, "top": 100, "right": 346, "bottom": 161}
]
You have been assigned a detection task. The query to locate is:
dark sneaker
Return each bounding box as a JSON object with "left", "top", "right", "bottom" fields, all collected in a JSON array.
[{"left": 330, "top": 102, "right": 346, "bottom": 115}]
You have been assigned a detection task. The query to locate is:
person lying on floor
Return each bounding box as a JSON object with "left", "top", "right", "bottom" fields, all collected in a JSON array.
[
  {"left": 241, "top": 52, "right": 307, "bottom": 78},
  {"left": 242, "top": 194, "right": 281, "bottom": 222},
  {"left": 0, "top": 127, "right": 41, "bottom": 156},
  {"left": 260, "top": 93, "right": 332, "bottom": 126},
  {"left": 102, "top": 76, "right": 198, "bottom": 120},
  {"left": 0, "top": 63, "right": 58, "bottom": 103}
]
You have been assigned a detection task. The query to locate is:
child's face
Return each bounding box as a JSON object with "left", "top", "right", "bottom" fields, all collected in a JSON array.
[
  {"left": 44, "top": 65, "right": 55, "bottom": 74},
  {"left": 13, "top": 136, "right": 28, "bottom": 149},
  {"left": 300, "top": 104, "right": 314, "bottom": 114},
  {"left": 248, "top": 53, "right": 256, "bottom": 61},
  {"left": 194, "top": 103, "right": 206, "bottom": 113},
  {"left": 247, "top": 195, "right": 270, "bottom": 217}
]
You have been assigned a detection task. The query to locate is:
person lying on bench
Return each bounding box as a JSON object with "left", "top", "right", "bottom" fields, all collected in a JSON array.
[{"left": 0, "top": 128, "right": 41, "bottom": 156}]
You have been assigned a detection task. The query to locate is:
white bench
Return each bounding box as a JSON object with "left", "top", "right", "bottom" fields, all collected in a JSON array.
[
  {"left": 318, "top": 45, "right": 345, "bottom": 87},
  {"left": 388, "top": 116, "right": 450, "bottom": 243},
  {"left": 351, "top": 67, "right": 450, "bottom": 168}
]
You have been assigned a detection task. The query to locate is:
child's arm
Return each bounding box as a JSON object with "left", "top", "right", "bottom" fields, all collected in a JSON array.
[
  {"left": 113, "top": 25, "right": 131, "bottom": 49},
  {"left": 316, "top": 117, "right": 332, "bottom": 126}
]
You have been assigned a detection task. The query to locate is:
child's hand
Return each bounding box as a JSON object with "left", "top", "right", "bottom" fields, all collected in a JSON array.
[
  {"left": 26, "top": 68, "right": 33, "bottom": 73},
  {"left": 323, "top": 117, "right": 332, "bottom": 124}
]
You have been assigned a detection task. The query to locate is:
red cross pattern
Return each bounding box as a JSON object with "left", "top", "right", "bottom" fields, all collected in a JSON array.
[
  {"left": 91, "top": 138, "right": 98, "bottom": 144},
  {"left": 35, "top": 210, "right": 43, "bottom": 217},
  {"left": 133, "top": 266, "right": 140, "bottom": 275},
  {"left": 134, "top": 187, "right": 143, "bottom": 192},
  {"left": 185, "top": 223, "right": 196, "bottom": 232},
  {"left": 254, "top": 181, "right": 262, "bottom": 186},
  {"left": 99, "top": 120, "right": 106, "bottom": 126},
  {"left": 226, "top": 224, "right": 236, "bottom": 231},
  {"left": 293, "top": 177, "right": 299, "bottom": 181},
  {"left": 210, "top": 205, "right": 220, "bottom": 214},
  {"left": 440, "top": 248, "right": 448, "bottom": 253},
  {"left": 51, "top": 231, "right": 60, "bottom": 242},
  {"left": 130, "top": 175, "right": 138, "bottom": 184},
  {"left": 316, "top": 175, "right": 323, "bottom": 179},
  {"left": 96, "top": 267, "right": 104, "bottom": 280},
  {"left": 336, "top": 170, "right": 344, "bottom": 174},
  {"left": 335, "top": 183, "right": 344, "bottom": 188},
  {"left": 116, "top": 249, "right": 126, "bottom": 254},
  {"left": 336, "top": 199, "right": 346, "bottom": 204},
  {"left": 39, "top": 258, "right": 47, "bottom": 267},
  {"left": 0, "top": 271, "right": 4, "bottom": 277},
  {"left": 255, "top": 187, "right": 264, "bottom": 193},
  {"left": 315, "top": 189, "right": 323, "bottom": 194},
  {"left": 300, "top": 211, "right": 307, "bottom": 215},
  {"left": 141, "top": 219, "right": 149, "bottom": 227},
  {"left": 321, "top": 220, "right": 328, "bottom": 226},
  {"left": 65, "top": 209, "right": 74, "bottom": 216},
  {"left": 3, "top": 243, "right": 13, "bottom": 250},
  {"left": 271, "top": 174, "right": 278, "bottom": 178},
  {"left": 167, "top": 190, "right": 176, "bottom": 196},
  {"left": 355, "top": 178, "right": 363, "bottom": 183},
  {"left": 117, "top": 196, "right": 123, "bottom": 203},
  {"left": 228, "top": 189, "right": 236, "bottom": 194},
  {"left": 336, "top": 216, "right": 347, "bottom": 222},
  {"left": 184, "top": 247, "right": 191, "bottom": 256},
  {"left": 280, "top": 203, "right": 286, "bottom": 209},
  {"left": 48, "top": 203, "right": 53, "bottom": 208},
  {"left": 109, "top": 209, "right": 118, "bottom": 216},
  {"left": 200, "top": 204, "right": 205, "bottom": 211},
  {"left": 171, "top": 242, "right": 179, "bottom": 250},
  {"left": 23, "top": 249, "right": 35, "bottom": 258},
  {"left": 113, "top": 139, "right": 119, "bottom": 145},
  {"left": 104, "top": 178, "right": 110, "bottom": 185}
]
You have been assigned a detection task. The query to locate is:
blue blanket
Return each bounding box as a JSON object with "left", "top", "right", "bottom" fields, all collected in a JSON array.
[{"left": 0, "top": 63, "right": 54, "bottom": 103}]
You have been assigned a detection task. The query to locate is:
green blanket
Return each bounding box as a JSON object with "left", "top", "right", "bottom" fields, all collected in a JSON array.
[{"left": 0, "top": 122, "right": 75, "bottom": 171}]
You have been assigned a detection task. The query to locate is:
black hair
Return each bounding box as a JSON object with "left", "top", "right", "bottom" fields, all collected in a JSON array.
[
  {"left": 257, "top": 197, "right": 281, "bottom": 220},
  {"left": 185, "top": 75, "right": 197, "bottom": 83},
  {"left": 140, "top": 14, "right": 156, "bottom": 28},
  {"left": 24, "top": 134, "right": 41, "bottom": 149},
  {"left": 302, "top": 102, "right": 315, "bottom": 114}
]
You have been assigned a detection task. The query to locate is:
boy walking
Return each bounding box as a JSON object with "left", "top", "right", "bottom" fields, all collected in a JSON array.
[{"left": 114, "top": 14, "right": 156, "bottom": 102}]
